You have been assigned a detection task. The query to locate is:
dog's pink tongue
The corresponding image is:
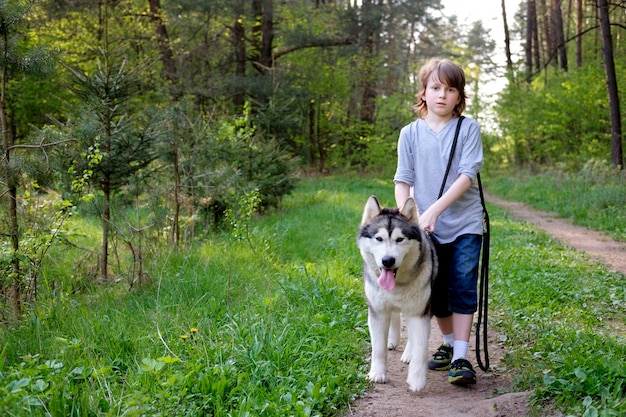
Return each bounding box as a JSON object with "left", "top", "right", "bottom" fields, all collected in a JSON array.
[{"left": 378, "top": 269, "right": 396, "bottom": 291}]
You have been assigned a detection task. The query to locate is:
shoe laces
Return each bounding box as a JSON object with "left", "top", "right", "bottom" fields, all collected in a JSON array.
[
  {"left": 433, "top": 344, "right": 452, "bottom": 359},
  {"left": 450, "top": 358, "right": 473, "bottom": 371}
]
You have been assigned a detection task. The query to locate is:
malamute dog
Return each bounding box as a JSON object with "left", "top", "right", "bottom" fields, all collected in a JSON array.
[{"left": 357, "top": 195, "right": 437, "bottom": 392}]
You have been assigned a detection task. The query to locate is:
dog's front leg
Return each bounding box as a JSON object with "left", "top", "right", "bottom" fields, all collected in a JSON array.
[
  {"left": 404, "top": 314, "right": 430, "bottom": 392},
  {"left": 388, "top": 312, "right": 401, "bottom": 349},
  {"left": 367, "top": 307, "right": 390, "bottom": 384}
]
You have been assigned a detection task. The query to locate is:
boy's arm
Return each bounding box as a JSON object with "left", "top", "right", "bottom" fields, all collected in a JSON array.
[
  {"left": 419, "top": 174, "right": 472, "bottom": 233},
  {"left": 395, "top": 181, "right": 411, "bottom": 208}
]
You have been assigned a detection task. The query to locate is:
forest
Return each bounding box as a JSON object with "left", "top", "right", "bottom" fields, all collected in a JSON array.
[
  {"left": 0, "top": 0, "right": 625, "bottom": 414},
  {"left": 1, "top": 0, "right": 624, "bottom": 322},
  {"left": 1, "top": 0, "right": 504, "bottom": 318}
]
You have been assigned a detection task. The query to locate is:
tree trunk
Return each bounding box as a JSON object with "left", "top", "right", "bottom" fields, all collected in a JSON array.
[
  {"left": 172, "top": 148, "right": 180, "bottom": 244},
  {"left": 8, "top": 185, "right": 20, "bottom": 317},
  {"left": 502, "top": 0, "right": 513, "bottom": 73},
  {"left": 147, "top": 0, "right": 177, "bottom": 83},
  {"left": 576, "top": 0, "right": 583, "bottom": 68},
  {"left": 308, "top": 98, "right": 316, "bottom": 167},
  {"left": 232, "top": 0, "right": 246, "bottom": 109},
  {"left": 359, "top": 0, "right": 378, "bottom": 124},
  {"left": 258, "top": 1, "right": 274, "bottom": 71},
  {"left": 101, "top": 182, "right": 111, "bottom": 279},
  {"left": 551, "top": 0, "right": 568, "bottom": 71},
  {"left": 525, "top": 0, "right": 537, "bottom": 80},
  {"left": 1, "top": 28, "right": 20, "bottom": 319},
  {"left": 316, "top": 99, "right": 326, "bottom": 173},
  {"left": 251, "top": 0, "right": 274, "bottom": 107},
  {"left": 597, "top": 0, "right": 624, "bottom": 168},
  {"left": 532, "top": 0, "right": 540, "bottom": 72},
  {"left": 540, "top": 0, "right": 552, "bottom": 65},
  {"left": 251, "top": 0, "right": 274, "bottom": 72}
]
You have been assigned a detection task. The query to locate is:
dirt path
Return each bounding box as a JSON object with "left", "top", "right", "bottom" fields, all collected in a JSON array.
[
  {"left": 486, "top": 193, "right": 626, "bottom": 275},
  {"left": 342, "top": 193, "right": 626, "bottom": 417}
]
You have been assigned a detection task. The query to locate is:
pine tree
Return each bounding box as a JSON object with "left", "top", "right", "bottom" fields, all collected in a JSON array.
[{"left": 0, "top": 0, "right": 55, "bottom": 320}]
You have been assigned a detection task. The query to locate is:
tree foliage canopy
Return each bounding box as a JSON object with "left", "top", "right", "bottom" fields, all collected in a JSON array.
[
  {"left": 496, "top": 0, "right": 625, "bottom": 169},
  {"left": 2, "top": 0, "right": 625, "bottom": 315}
]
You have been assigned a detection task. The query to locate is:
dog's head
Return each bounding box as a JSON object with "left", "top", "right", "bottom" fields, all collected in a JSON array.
[
  {"left": 360, "top": 195, "right": 418, "bottom": 226},
  {"left": 357, "top": 196, "right": 424, "bottom": 291}
]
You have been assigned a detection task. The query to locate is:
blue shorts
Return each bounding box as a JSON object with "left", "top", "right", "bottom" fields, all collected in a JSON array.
[{"left": 431, "top": 234, "right": 482, "bottom": 317}]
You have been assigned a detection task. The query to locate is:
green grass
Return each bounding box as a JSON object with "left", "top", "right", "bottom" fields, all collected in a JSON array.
[
  {"left": 0, "top": 175, "right": 392, "bottom": 416},
  {"left": 488, "top": 204, "right": 626, "bottom": 415},
  {"left": 0, "top": 174, "right": 625, "bottom": 416},
  {"left": 485, "top": 161, "right": 626, "bottom": 242}
]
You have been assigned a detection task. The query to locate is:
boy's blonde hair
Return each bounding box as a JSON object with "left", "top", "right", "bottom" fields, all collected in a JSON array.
[{"left": 414, "top": 58, "right": 467, "bottom": 118}]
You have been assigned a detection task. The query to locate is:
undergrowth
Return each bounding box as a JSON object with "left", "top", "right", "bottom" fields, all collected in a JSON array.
[{"left": 0, "top": 174, "right": 624, "bottom": 416}]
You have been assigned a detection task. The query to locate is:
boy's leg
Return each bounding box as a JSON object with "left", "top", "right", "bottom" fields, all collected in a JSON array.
[
  {"left": 429, "top": 242, "right": 455, "bottom": 371},
  {"left": 451, "top": 312, "right": 473, "bottom": 361},
  {"left": 436, "top": 315, "right": 453, "bottom": 335},
  {"left": 447, "top": 234, "right": 482, "bottom": 385},
  {"left": 428, "top": 319, "right": 454, "bottom": 370}
]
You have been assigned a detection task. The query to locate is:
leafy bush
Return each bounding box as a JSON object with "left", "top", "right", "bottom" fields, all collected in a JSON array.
[
  {"left": 495, "top": 63, "right": 614, "bottom": 169},
  {"left": 169, "top": 107, "right": 299, "bottom": 229}
]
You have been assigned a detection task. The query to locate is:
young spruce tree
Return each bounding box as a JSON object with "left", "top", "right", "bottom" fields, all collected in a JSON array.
[{"left": 63, "top": 6, "right": 157, "bottom": 280}]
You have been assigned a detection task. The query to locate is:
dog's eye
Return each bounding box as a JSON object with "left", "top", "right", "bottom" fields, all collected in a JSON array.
[
  {"left": 396, "top": 238, "right": 404, "bottom": 243},
  {"left": 376, "top": 236, "right": 383, "bottom": 242}
]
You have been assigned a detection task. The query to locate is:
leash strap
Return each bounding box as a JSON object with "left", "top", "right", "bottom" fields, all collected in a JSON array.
[
  {"left": 437, "top": 116, "right": 490, "bottom": 372},
  {"left": 476, "top": 172, "right": 490, "bottom": 372},
  {"left": 438, "top": 116, "right": 465, "bottom": 200}
]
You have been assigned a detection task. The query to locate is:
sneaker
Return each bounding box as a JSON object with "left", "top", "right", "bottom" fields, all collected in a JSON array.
[
  {"left": 448, "top": 358, "right": 477, "bottom": 385},
  {"left": 428, "top": 343, "right": 453, "bottom": 371}
]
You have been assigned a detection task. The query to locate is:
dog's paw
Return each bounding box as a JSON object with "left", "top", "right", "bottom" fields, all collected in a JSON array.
[
  {"left": 407, "top": 373, "right": 427, "bottom": 392},
  {"left": 387, "top": 341, "right": 398, "bottom": 350},
  {"left": 367, "top": 370, "right": 387, "bottom": 384},
  {"left": 400, "top": 350, "right": 411, "bottom": 363}
]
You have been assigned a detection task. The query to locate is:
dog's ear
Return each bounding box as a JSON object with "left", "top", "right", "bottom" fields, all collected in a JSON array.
[
  {"left": 361, "top": 195, "right": 382, "bottom": 225},
  {"left": 400, "top": 197, "right": 419, "bottom": 223}
]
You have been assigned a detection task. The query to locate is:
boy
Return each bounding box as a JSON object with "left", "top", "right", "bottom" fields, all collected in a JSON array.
[{"left": 394, "top": 58, "right": 483, "bottom": 385}]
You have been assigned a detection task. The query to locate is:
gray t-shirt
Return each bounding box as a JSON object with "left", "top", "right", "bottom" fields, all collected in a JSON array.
[{"left": 393, "top": 117, "right": 484, "bottom": 244}]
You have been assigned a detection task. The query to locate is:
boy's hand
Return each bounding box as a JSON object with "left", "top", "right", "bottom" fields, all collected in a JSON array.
[{"left": 419, "top": 207, "right": 439, "bottom": 234}]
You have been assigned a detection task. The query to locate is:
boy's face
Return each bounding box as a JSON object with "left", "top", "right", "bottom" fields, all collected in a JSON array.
[{"left": 421, "top": 72, "right": 461, "bottom": 118}]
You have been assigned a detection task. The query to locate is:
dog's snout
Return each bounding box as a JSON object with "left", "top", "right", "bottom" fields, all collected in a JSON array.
[{"left": 382, "top": 256, "right": 395, "bottom": 268}]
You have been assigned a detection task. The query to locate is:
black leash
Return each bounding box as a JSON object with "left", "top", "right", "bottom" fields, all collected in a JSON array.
[
  {"left": 438, "top": 117, "right": 465, "bottom": 199},
  {"left": 476, "top": 172, "right": 490, "bottom": 372},
  {"left": 438, "top": 116, "right": 490, "bottom": 372}
]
